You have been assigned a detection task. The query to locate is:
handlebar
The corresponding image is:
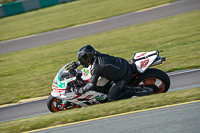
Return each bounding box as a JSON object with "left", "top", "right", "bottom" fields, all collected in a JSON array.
[
  {"left": 66, "top": 62, "right": 83, "bottom": 83},
  {"left": 66, "top": 61, "right": 81, "bottom": 77}
]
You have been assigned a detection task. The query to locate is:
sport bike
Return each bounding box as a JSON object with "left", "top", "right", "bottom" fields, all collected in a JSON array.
[{"left": 47, "top": 50, "right": 170, "bottom": 112}]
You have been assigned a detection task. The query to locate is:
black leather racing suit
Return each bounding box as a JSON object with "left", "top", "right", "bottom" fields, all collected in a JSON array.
[{"left": 81, "top": 51, "right": 135, "bottom": 101}]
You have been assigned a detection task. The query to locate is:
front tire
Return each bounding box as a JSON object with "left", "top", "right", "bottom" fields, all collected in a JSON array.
[
  {"left": 136, "top": 68, "right": 170, "bottom": 93},
  {"left": 47, "top": 95, "right": 63, "bottom": 112},
  {"left": 47, "top": 95, "right": 80, "bottom": 112}
]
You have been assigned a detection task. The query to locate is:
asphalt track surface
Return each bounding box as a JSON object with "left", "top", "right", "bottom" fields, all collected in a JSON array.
[
  {"left": 0, "top": 69, "right": 200, "bottom": 123},
  {"left": 29, "top": 100, "right": 200, "bottom": 133},
  {"left": 0, "top": 0, "right": 200, "bottom": 55},
  {"left": 0, "top": 0, "right": 199, "bottom": 128}
]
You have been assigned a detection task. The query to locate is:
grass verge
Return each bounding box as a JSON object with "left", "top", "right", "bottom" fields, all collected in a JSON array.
[
  {"left": 0, "top": 88, "right": 200, "bottom": 133},
  {"left": 0, "top": 0, "right": 17, "bottom": 4},
  {"left": 0, "top": 10, "right": 200, "bottom": 105},
  {"left": 0, "top": 0, "right": 177, "bottom": 41}
]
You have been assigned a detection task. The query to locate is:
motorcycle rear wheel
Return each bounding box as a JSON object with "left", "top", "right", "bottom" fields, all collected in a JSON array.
[{"left": 136, "top": 68, "right": 170, "bottom": 93}]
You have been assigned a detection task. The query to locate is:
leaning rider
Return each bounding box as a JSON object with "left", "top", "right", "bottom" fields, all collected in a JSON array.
[{"left": 74, "top": 45, "right": 136, "bottom": 101}]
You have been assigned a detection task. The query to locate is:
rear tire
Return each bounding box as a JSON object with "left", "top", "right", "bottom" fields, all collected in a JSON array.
[{"left": 135, "top": 68, "right": 170, "bottom": 93}]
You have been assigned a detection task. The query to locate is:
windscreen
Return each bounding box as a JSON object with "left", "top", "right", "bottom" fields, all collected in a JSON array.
[{"left": 58, "top": 68, "right": 73, "bottom": 81}]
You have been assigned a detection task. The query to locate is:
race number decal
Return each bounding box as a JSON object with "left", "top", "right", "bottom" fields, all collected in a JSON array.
[
  {"left": 140, "top": 59, "right": 149, "bottom": 68},
  {"left": 133, "top": 50, "right": 158, "bottom": 73}
]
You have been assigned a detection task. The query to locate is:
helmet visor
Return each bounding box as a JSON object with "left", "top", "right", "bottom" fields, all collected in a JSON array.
[{"left": 78, "top": 57, "right": 89, "bottom": 68}]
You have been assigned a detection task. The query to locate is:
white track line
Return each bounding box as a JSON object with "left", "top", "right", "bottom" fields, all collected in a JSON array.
[{"left": 167, "top": 68, "right": 200, "bottom": 76}]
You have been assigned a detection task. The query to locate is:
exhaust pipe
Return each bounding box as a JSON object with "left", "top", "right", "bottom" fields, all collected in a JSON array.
[
  {"left": 151, "top": 56, "right": 166, "bottom": 67},
  {"left": 161, "top": 57, "right": 166, "bottom": 61}
]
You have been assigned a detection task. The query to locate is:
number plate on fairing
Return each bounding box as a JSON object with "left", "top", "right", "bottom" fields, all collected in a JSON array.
[{"left": 133, "top": 51, "right": 158, "bottom": 73}]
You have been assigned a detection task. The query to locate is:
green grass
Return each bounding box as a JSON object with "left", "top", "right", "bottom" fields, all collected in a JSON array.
[
  {"left": 0, "top": 0, "right": 177, "bottom": 41},
  {"left": 0, "top": 88, "right": 200, "bottom": 133},
  {"left": 0, "top": 10, "right": 200, "bottom": 105},
  {"left": 0, "top": 0, "right": 17, "bottom": 4}
]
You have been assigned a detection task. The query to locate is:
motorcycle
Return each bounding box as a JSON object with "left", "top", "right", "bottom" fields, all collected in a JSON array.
[{"left": 47, "top": 50, "right": 170, "bottom": 112}]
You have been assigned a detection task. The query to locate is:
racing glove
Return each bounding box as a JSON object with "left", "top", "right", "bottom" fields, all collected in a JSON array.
[
  {"left": 74, "top": 83, "right": 94, "bottom": 95},
  {"left": 71, "top": 61, "right": 80, "bottom": 69}
]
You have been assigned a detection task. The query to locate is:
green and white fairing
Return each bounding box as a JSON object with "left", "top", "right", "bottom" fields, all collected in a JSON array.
[{"left": 51, "top": 62, "right": 108, "bottom": 107}]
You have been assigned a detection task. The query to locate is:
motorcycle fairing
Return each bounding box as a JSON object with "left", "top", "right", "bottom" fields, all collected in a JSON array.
[
  {"left": 81, "top": 67, "right": 91, "bottom": 81},
  {"left": 133, "top": 50, "right": 158, "bottom": 73},
  {"left": 66, "top": 91, "right": 107, "bottom": 107},
  {"left": 52, "top": 67, "right": 76, "bottom": 94},
  {"left": 52, "top": 65, "right": 109, "bottom": 98},
  {"left": 81, "top": 66, "right": 109, "bottom": 86}
]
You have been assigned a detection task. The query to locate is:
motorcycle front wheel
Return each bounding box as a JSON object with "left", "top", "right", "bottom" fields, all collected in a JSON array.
[
  {"left": 135, "top": 68, "right": 170, "bottom": 94},
  {"left": 47, "top": 95, "right": 64, "bottom": 112},
  {"left": 47, "top": 95, "right": 80, "bottom": 112}
]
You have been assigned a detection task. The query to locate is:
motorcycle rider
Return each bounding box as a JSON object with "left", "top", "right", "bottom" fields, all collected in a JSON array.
[{"left": 74, "top": 45, "right": 136, "bottom": 101}]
